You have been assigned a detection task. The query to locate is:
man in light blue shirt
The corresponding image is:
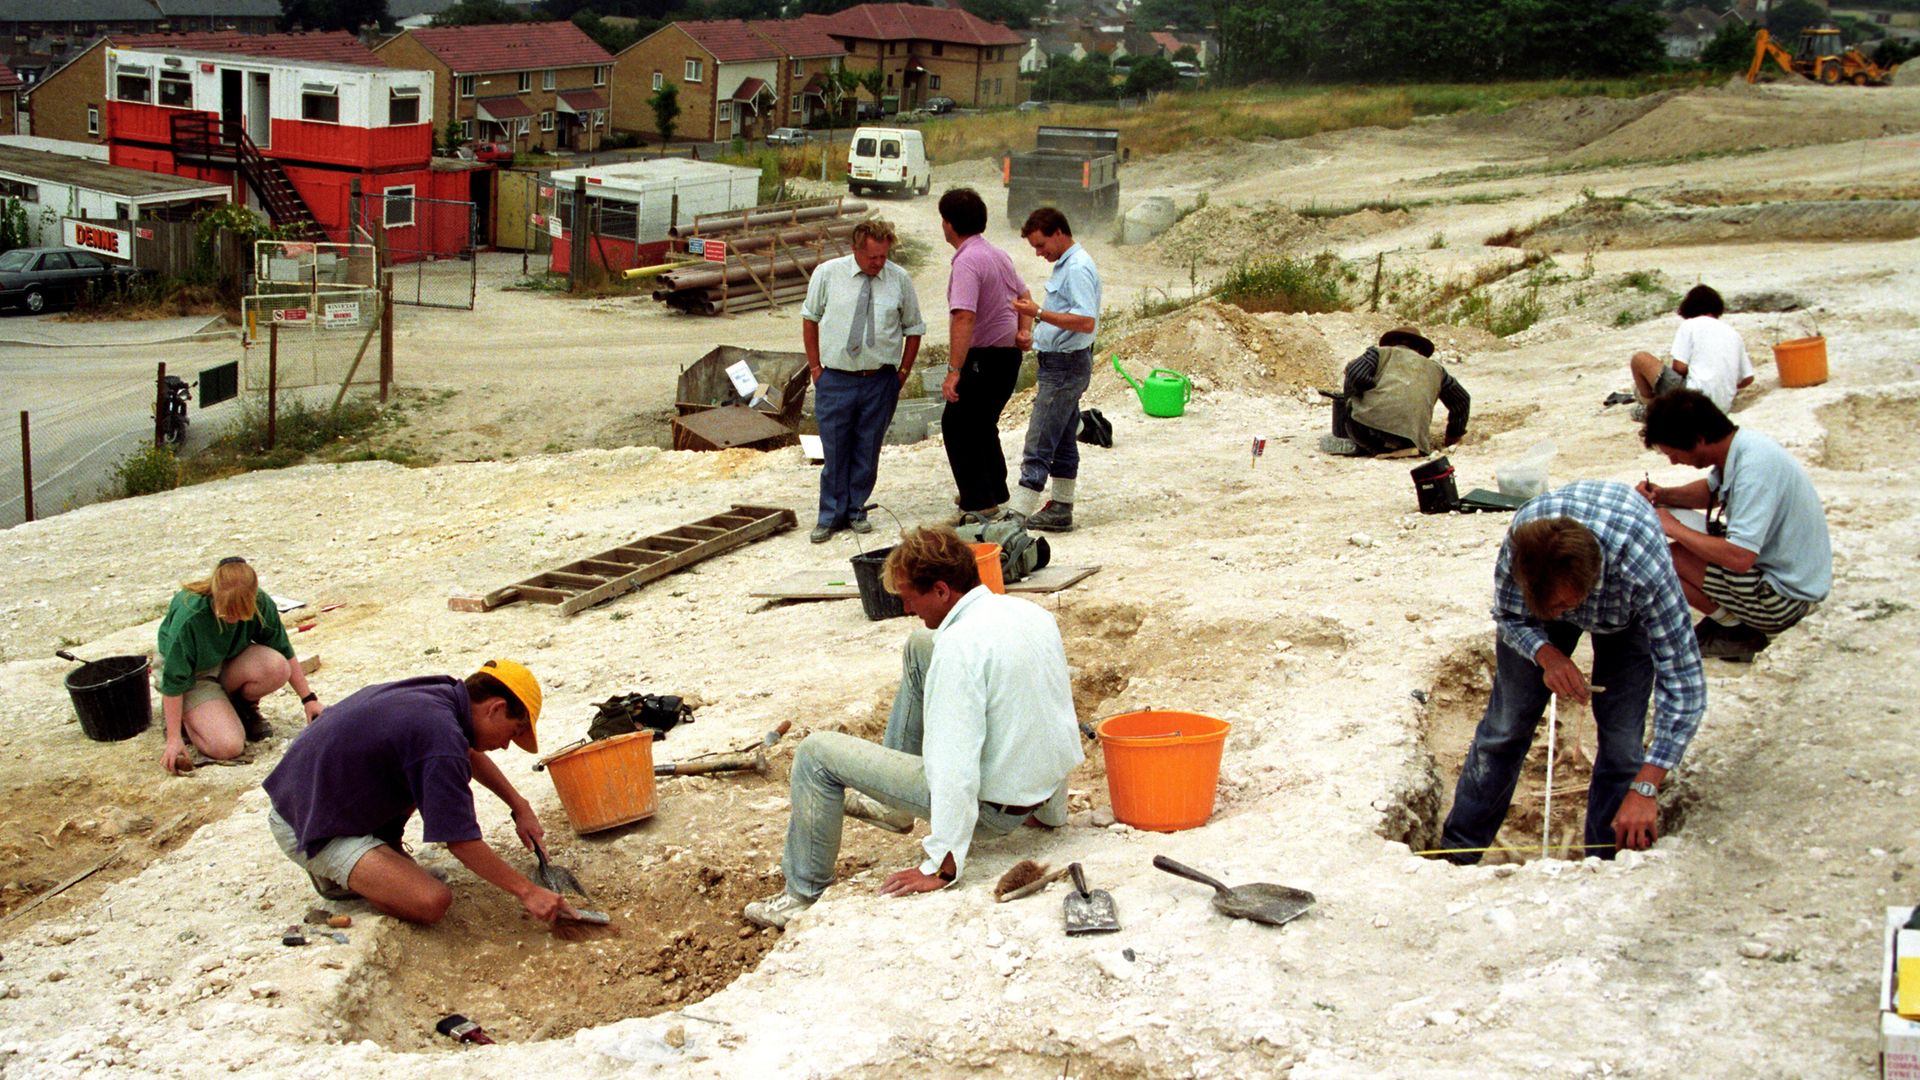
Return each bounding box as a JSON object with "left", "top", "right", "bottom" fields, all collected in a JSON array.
[
  {"left": 745, "top": 527, "right": 1083, "bottom": 929},
  {"left": 800, "top": 219, "right": 926, "bottom": 543},
  {"left": 1639, "top": 389, "right": 1831, "bottom": 662},
  {"left": 1009, "top": 207, "right": 1101, "bottom": 533}
]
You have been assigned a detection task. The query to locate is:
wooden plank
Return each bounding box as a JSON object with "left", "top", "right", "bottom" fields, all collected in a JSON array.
[
  {"left": 575, "top": 559, "right": 636, "bottom": 576},
  {"left": 750, "top": 564, "right": 1101, "bottom": 601},
  {"left": 542, "top": 571, "right": 613, "bottom": 589}
]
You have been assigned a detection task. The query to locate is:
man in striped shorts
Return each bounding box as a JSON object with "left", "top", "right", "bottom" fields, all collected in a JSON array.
[{"left": 1638, "top": 390, "right": 1831, "bottom": 662}]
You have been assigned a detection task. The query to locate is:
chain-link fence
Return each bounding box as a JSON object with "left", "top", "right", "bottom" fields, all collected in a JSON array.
[
  {"left": 351, "top": 192, "right": 478, "bottom": 310},
  {"left": 1, "top": 342, "right": 249, "bottom": 530},
  {"left": 242, "top": 240, "right": 389, "bottom": 394}
]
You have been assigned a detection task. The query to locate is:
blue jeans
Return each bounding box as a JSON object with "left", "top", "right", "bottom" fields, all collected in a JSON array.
[
  {"left": 814, "top": 367, "right": 899, "bottom": 528},
  {"left": 1018, "top": 348, "right": 1093, "bottom": 492},
  {"left": 779, "top": 629, "right": 1066, "bottom": 900},
  {"left": 1438, "top": 620, "right": 1657, "bottom": 863}
]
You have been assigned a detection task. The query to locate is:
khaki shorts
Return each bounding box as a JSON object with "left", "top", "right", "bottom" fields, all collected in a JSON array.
[
  {"left": 182, "top": 668, "right": 229, "bottom": 712},
  {"left": 268, "top": 808, "right": 385, "bottom": 901}
]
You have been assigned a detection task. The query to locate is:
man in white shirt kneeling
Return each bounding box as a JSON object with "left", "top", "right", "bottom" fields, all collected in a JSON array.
[{"left": 745, "top": 527, "right": 1084, "bottom": 929}]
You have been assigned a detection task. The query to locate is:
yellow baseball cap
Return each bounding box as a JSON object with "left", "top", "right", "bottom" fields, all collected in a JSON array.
[{"left": 473, "top": 659, "right": 542, "bottom": 752}]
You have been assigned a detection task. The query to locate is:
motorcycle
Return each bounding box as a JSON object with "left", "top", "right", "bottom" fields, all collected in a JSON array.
[{"left": 159, "top": 375, "right": 192, "bottom": 446}]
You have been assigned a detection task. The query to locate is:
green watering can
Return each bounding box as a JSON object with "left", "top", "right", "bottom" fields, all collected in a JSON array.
[{"left": 1112, "top": 354, "right": 1192, "bottom": 418}]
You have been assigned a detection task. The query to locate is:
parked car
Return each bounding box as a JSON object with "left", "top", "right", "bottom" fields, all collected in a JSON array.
[
  {"left": 0, "top": 246, "right": 142, "bottom": 315},
  {"left": 1017, "top": 100, "right": 1051, "bottom": 112},
  {"left": 925, "top": 96, "right": 956, "bottom": 114},
  {"left": 458, "top": 140, "right": 515, "bottom": 163},
  {"left": 766, "top": 127, "right": 811, "bottom": 146}
]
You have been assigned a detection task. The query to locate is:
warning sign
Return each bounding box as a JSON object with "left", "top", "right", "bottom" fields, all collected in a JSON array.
[
  {"left": 322, "top": 301, "right": 361, "bottom": 330},
  {"left": 272, "top": 307, "right": 311, "bottom": 325},
  {"left": 703, "top": 239, "right": 726, "bottom": 263},
  {"left": 530, "top": 213, "right": 545, "bottom": 227},
  {"left": 548, "top": 215, "right": 563, "bottom": 239}
]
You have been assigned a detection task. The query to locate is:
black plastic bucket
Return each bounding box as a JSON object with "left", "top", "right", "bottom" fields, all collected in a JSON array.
[
  {"left": 1411, "top": 456, "right": 1458, "bottom": 515},
  {"left": 64, "top": 655, "right": 153, "bottom": 742},
  {"left": 849, "top": 546, "right": 907, "bottom": 621}
]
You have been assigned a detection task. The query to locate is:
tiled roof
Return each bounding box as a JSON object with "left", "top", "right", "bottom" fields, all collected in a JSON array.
[
  {"left": 0, "top": 64, "right": 20, "bottom": 90},
  {"left": 475, "top": 95, "right": 534, "bottom": 120},
  {"left": 116, "top": 30, "right": 381, "bottom": 65},
  {"left": 810, "top": 4, "right": 1024, "bottom": 48},
  {"left": 156, "top": 0, "right": 280, "bottom": 15},
  {"left": 677, "top": 20, "right": 781, "bottom": 63},
  {"left": 558, "top": 89, "right": 605, "bottom": 111},
  {"left": 0, "top": 0, "right": 159, "bottom": 19},
  {"left": 731, "top": 76, "right": 771, "bottom": 101},
  {"left": 749, "top": 19, "right": 846, "bottom": 59},
  {"left": 391, "top": 21, "right": 613, "bottom": 74}
]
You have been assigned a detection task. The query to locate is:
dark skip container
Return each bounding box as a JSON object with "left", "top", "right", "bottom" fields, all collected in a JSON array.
[
  {"left": 1411, "top": 456, "right": 1459, "bottom": 514},
  {"left": 63, "top": 654, "right": 153, "bottom": 741}
]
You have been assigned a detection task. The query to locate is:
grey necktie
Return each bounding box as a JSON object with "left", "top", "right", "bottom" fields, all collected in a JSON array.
[{"left": 846, "top": 273, "right": 875, "bottom": 358}]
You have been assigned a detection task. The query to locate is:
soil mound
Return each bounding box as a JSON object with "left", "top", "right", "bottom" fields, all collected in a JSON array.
[
  {"left": 1152, "top": 203, "right": 1317, "bottom": 268},
  {"left": 1442, "top": 93, "right": 1672, "bottom": 152},
  {"left": 1098, "top": 300, "right": 1338, "bottom": 407},
  {"left": 1560, "top": 84, "right": 1920, "bottom": 163},
  {"left": 1514, "top": 198, "right": 1920, "bottom": 251}
]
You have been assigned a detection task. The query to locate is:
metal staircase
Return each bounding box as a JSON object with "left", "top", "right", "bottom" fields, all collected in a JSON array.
[{"left": 170, "top": 113, "right": 326, "bottom": 241}]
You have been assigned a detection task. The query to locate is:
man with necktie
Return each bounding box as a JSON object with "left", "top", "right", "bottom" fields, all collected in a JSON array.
[{"left": 800, "top": 219, "right": 927, "bottom": 543}]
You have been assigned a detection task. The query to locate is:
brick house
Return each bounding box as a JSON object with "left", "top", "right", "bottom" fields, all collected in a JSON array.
[
  {"left": 615, "top": 19, "right": 847, "bottom": 143},
  {"left": 0, "top": 64, "right": 19, "bottom": 134},
  {"left": 374, "top": 22, "right": 613, "bottom": 155},
  {"left": 753, "top": 20, "right": 848, "bottom": 130},
  {"left": 802, "top": 3, "right": 1023, "bottom": 111}
]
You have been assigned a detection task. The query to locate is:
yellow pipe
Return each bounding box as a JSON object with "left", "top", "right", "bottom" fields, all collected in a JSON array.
[{"left": 622, "top": 259, "right": 699, "bottom": 280}]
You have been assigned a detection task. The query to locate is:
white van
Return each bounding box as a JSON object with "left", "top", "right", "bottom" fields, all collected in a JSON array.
[{"left": 847, "top": 127, "right": 930, "bottom": 197}]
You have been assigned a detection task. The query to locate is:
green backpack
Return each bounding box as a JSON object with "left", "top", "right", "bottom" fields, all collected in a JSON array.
[{"left": 953, "top": 513, "right": 1051, "bottom": 584}]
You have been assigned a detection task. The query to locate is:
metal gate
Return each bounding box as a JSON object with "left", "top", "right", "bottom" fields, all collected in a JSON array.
[{"left": 351, "top": 191, "right": 477, "bottom": 310}]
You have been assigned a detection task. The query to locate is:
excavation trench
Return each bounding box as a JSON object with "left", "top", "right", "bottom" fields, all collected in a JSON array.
[{"left": 1387, "top": 638, "right": 1689, "bottom": 863}]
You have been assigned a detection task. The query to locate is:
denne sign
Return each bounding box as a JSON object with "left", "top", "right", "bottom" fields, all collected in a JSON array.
[{"left": 63, "top": 220, "right": 133, "bottom": 261}]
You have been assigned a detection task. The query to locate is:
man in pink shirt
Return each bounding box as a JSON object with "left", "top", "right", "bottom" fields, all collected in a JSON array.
[{"left": 938, "top": 188, "right": 1033, "bottom": 520}]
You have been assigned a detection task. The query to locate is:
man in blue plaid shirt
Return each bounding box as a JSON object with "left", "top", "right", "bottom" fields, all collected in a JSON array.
[{"left": 1439, "top": 480, "right": 1706, "bottom": 863}]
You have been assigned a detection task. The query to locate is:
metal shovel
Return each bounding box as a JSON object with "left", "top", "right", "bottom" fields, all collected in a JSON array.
[
  {"left": 1152, "top": 855, "right": 1315, "bottom": 928},
  {"left": 534, "top": 844, "right": 589, "bottom": 900},
  {"left": 1062, "top": 862, "right": 1120, "bottom": 935}
]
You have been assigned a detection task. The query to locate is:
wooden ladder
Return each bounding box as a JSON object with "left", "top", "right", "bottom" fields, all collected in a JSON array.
[{"left": 449, "top": 505, "right": 797, "bottom": 616}]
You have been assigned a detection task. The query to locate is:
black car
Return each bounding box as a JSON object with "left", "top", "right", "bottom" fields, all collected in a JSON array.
[
  {"left": 925, "top": 96, "right": 956, "bottom": 114},
  {"left": 0, "top": 246, "right": 142, "bottom": 315}
]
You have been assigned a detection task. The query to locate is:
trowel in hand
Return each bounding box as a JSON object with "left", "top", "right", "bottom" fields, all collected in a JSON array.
[{"left": 1063, "top": 862, "right": 1120, "bottom": 935}]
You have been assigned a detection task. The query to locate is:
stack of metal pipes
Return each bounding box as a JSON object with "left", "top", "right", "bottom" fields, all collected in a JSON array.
[{"left": 654, "top": 200, "right": 870, "bottom": 316}]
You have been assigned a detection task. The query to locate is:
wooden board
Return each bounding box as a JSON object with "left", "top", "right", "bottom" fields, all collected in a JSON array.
[{"left": 751, "top": 564, "right": 1100, "bottom": 601}]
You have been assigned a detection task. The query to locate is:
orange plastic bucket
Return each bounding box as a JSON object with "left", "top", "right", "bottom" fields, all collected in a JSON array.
[
  {"left": 971, "top": 542, "right": 1005, "bottom": 593},
  {"left": 543, "top": 730, "right": 657, "bottom": 834},
  {"left": 1773, "top": 336, "right": 1828, "bottom": 388},
  {"left": 1095, "top": 710, "right": 1231, "bottom": 832}
]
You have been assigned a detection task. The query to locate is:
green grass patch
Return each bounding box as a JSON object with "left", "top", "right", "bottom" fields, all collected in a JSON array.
[
  {"left": 110, "top": 445, "right": 181, "bottom": 498},
  {"left": 1217, "top": 252, "right": 1349, "bottom": 315},
  {"left": 179, "top": 390, "right": 433, "bottom": 485}
]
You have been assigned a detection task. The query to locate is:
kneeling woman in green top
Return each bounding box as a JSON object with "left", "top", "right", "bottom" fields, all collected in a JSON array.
[{"left": 156, "top": 557, "right": 322, "bottom": 775}]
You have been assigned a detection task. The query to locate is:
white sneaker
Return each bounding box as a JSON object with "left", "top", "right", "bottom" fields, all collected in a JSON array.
[
  {"left": 744, "top": 891, "right": 814, "bottom": 929},
  {"left": 844, "top": 790, "right": 915, "bottom": 834}
]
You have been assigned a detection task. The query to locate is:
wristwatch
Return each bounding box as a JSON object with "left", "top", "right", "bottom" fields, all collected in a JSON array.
[{"left": 1629, "top": 780, "right": 1658, "bottom": 798}]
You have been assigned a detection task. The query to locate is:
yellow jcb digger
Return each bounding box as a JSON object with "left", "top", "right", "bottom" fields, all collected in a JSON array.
[{"left": 1746, "top": 26, "right": 1900, "bottom": 86}]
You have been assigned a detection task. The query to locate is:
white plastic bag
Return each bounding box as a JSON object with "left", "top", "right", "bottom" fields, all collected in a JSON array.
[{"left": 1496, "top": 439, "right": 1556, "bottom": 499}]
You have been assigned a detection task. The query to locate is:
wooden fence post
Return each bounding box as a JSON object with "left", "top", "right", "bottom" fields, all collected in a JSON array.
[
  {"left": 267, "top": 323, "right": 279, "bottom": 452},
  {"left": 18, "top": 411, "right": 32, "bottom": 524},
  {"left": 379, "top": 274, "right": 393, "bottom": 403},
  {"left": 568, "top": 176, "right": 588, "bottom": 292},
  {"left": 153, "top": 362, "right": 167, "bottom": 449}
]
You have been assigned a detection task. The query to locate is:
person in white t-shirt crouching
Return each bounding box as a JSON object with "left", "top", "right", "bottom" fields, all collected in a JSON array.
[{"left": 1627, "top": 284, "right": 1755, "bottom": 421}]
